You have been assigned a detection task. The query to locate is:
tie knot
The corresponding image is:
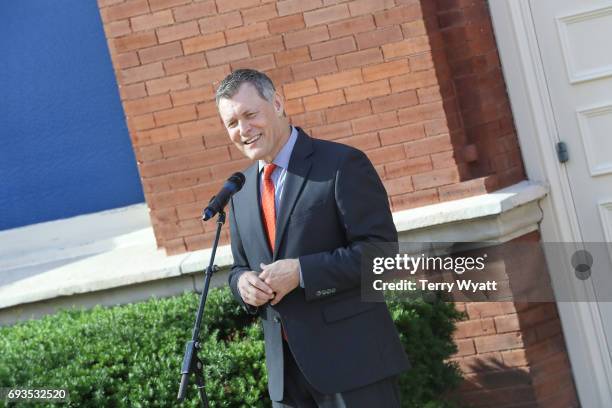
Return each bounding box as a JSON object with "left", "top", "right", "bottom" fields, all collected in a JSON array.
[{"left": 263, "top": 163, "right": 277, "bottom": 181}]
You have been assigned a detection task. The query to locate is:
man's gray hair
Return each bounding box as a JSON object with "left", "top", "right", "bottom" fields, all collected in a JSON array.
[{"left": 215, "top": 69, "right": 276, "bottom": 105}]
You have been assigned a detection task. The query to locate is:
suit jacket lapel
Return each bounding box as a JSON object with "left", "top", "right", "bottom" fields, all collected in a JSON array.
[
  {"left": 273, "top": 129, "right": 313, "bottom": 260},
  {"left": 243, "top": 162, "right": 272, "bottom": 260}
]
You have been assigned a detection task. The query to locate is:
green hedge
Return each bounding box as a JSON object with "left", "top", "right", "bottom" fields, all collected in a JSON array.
[{"left": 0, "top": 288, "right": 463, "bottom": 407}]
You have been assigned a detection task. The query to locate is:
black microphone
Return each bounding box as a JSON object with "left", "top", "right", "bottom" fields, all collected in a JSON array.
[{"left": 202, "top": 172, "right": 246, "bottom": 221}]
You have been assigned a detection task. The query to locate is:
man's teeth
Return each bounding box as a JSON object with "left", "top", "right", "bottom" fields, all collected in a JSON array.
[{"left": 244, "top": 134, "right": 261, "bottom": 145}]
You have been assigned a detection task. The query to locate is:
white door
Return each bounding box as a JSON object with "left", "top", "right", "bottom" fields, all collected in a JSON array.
[{"left": 529, "top": 0, "right": 612, "bottom": 380}]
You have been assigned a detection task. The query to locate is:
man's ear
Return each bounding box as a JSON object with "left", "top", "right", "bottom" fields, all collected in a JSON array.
[{"left": 273, "top": 92, "right": 284, "bottom": 117}]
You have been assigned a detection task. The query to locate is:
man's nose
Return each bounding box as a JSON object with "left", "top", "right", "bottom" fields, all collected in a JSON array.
[{"left": 238, "top": 120, "right": 250, "bottom": 137}]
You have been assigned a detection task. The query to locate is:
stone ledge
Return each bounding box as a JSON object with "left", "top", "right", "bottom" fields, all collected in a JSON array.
[
  {"left": 0, "top": 181, "right": 548, "bottom": 324},
  {"left": 395, "top": 180, "right": 547, "bottom": 243},
  {"left": 393, "top": 180, "right": 547, "bottom": 232}
]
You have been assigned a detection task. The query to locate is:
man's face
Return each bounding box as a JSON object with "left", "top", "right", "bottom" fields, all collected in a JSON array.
[{"left": 218, "top": 82, "right": 286, "bottom": 162}]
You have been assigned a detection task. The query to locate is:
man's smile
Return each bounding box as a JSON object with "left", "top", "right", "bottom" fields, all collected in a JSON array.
[{"left": 243, "top": 133, "right": 262, "bottom": 145}]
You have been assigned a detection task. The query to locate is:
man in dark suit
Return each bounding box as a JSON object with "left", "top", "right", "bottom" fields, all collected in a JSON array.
[{"left": 216, "top": 69, "right": 409, "bottom": 407}]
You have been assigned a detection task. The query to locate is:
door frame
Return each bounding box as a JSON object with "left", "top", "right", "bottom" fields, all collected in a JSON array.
[{"left": 488, "top": 0, "right": 612, "bottom": 405}]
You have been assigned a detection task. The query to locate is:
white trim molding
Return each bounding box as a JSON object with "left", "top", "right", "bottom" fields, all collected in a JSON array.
[{"left": 489, "top": 1, "right": 612, "bottom": 406}]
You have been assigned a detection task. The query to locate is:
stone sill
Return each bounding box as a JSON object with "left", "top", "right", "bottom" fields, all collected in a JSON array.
[
  {"left": 0, "top": 180, "right": 547, "bottom": 323},
  {"left": 394, "top": 180, "right": 546, "bottom": 232}
]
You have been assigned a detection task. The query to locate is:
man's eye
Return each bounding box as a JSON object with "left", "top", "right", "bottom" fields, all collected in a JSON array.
[
  {"left": 246, "top": 112, "right": 256, "bottom": 118},
  {"left": 227, "top": 121, "right": 236, "bottom": 128}
]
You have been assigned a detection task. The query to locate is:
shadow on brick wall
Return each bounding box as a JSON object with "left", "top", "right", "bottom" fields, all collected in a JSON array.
[
  {"left": 418, "top": 0, "right": 526, "bottom": 202},
  {"left": 453, "top": 303, "right": 580, "bottom": 408}
]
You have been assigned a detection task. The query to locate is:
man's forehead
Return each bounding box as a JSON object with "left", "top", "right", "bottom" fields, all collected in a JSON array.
[
  {"left": 223, "top": 82, "right": 267, "bottom": 104},
  {"left": 218, "top": 83, "right": 268, "bottom": 116}
]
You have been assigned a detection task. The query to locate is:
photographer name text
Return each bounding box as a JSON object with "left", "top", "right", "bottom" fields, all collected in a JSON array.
[{"left": 372, "top": 279, "right": 498, "bottom": 292}]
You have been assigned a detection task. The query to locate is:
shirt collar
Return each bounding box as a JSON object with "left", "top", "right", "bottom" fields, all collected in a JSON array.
[{"left": 258, "top": 126, "right": 298, "bottom": 173}]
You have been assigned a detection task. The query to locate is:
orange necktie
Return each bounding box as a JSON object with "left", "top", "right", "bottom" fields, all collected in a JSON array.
[
  {"left": 262, "top": 163, "right": 277, "bottom": 251},
  {"left": 262, "top": 164, "right": 288, "bottom": 341}
]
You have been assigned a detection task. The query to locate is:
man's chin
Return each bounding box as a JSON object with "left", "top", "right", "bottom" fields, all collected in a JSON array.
[{"left": 244, "top": 149, "right": 264, "bottom": 161}]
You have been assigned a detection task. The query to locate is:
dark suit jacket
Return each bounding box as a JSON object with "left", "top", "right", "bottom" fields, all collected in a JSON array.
[{"left": 228, "top": 128, "right": 410, "bottom": 401}]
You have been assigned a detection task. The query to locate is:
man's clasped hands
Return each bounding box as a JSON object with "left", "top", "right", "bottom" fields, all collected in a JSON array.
[{"left": 237, "top": 259, "right": 301, "bottom": 307}]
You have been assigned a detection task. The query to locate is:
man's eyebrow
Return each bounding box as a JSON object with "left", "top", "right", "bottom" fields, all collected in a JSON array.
[
  {"left": 237, "top": 109, "right": 258, "bottom": 119},
  {"left": 224, "top": 108, "right": 257, "bottom": 125}
]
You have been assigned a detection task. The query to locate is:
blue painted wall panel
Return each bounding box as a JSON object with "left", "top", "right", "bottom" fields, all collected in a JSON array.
[{"left": 0, "top": 1, "right": 145, "bottom": 231}]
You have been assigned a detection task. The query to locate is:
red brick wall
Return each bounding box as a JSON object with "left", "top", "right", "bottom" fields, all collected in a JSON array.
[
  {"left": 97, "top": 0, "right": 524, "bottom": 254},
  {"left": 449, "top": 232, "right": 579, "bottom": 407},
  {"left": 452, "top": 301, "right": 578, "bottom": 407},
  {"left": 436, "top": 0, "right": 524, "bottom": 198}
]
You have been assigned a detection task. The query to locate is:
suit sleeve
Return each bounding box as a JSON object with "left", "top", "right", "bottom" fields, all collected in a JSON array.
[
  {"left": 228, "top": 197, "right": 258, "bottom": 314},
  {"left": 298, "top": 148, "right": 398, "bottom": 302}
]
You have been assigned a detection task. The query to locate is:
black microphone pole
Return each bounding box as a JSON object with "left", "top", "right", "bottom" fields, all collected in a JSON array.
[{"left": 177, "top": 200, "right": 226, "bottom": 407}]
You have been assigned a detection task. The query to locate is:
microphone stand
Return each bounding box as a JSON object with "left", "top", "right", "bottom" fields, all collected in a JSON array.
[{"left": 177, "top": 208, "right": 226, "bottom": 407}]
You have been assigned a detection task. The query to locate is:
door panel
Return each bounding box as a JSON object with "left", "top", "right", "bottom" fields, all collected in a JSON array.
[{"left": 529, "top": 0, "right": 612, "bottom": 356}]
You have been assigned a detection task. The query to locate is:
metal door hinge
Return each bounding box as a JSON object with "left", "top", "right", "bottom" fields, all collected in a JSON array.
[{"left": 556, "top": 142, "right": 569, "bottom": 163}]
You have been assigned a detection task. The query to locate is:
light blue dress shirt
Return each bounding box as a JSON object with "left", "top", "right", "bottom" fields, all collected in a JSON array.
[
  {"left": 258, "top": 126, "right": 304, "bottom": 287},
  {"left": 258, "top": 125, "right": 298, "bottom": 211}
]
